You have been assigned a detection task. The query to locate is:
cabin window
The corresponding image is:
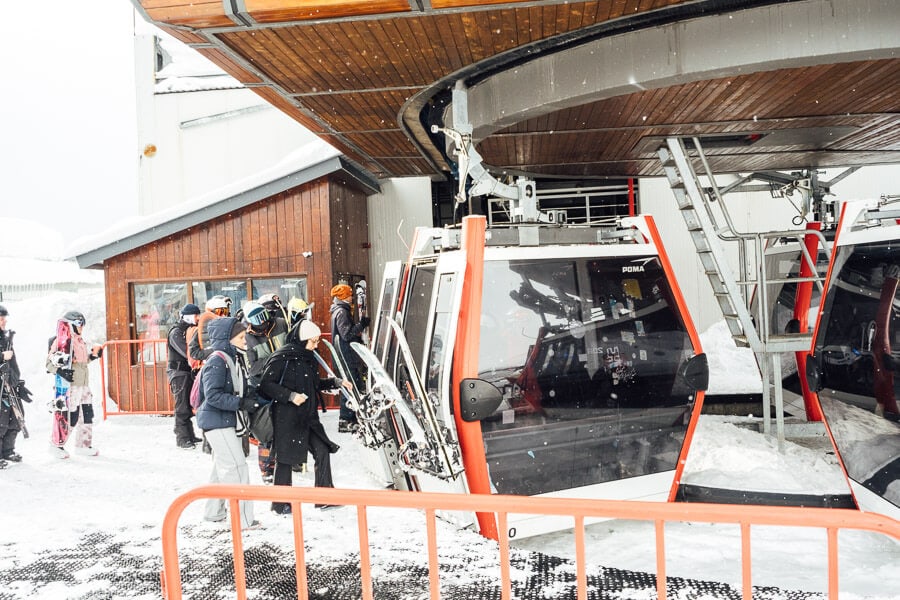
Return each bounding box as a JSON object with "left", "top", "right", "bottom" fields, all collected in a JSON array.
[
  {"left": 373, "top": 277, "right": 397, "bottom": 360},
  {"left": 477, "top": 256, "right": 695, "bottom": 496},
  {"left": 425, "top": 273, "right": 456, "bottom": 422},
  {"left": 250, "top": 277, "right": 308, "bottom": 314},
  {"left": 402, "top": 265, "right": 436, "bottom": 370},
  {"left": 813, "top": 241, "right": 900, "bottom": 507}
]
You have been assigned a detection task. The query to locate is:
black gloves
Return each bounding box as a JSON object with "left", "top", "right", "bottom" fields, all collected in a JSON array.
[
  {"left": 359, "top": 316, "right": 371, "bottom": 328},
  {"left": 16, "top": 381, "right": 33, "bottom": 403},
  {"left": 239, "top": 396, "right": 257, "bottom": 413},
  {"left": 58, "top": 368, "right": 75, "bottom": 383}
]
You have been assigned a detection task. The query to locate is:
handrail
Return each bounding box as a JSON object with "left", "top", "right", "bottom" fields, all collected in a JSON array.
[{"left": 160, "top": 484, "right": 900, "bottom": 600}]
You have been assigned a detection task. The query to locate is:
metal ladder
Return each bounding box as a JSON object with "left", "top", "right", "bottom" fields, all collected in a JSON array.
[{"left": 657, "top": 137, "right": 828, "bottom": 446}]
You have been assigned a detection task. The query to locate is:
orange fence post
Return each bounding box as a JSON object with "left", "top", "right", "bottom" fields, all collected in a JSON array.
[{"left": 159, "top": 485, "right": 900, "bottom": 600}]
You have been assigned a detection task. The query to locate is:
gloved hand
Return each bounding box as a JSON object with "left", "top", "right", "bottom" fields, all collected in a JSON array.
[
  {"left": 239, "top": 396, "right": 257, "bottom": 413},
  {"left": 58, "top": 368, "right": 74, "bottom": 383},
  {"left": 359, "top": 316, "right": 371, "bottom": 328},
  {"left": 49, "top": 351, "right": 70, "bottom": 368},
  {"left": 16, "top": 381, "right": 33, "bottom": 403}
]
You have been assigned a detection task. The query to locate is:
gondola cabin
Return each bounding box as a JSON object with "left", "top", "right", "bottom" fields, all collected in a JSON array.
[
  {"left": 354, "top": 214, "right": 709, "bottom": 539},
  {"left": 806, "top": 197, "right": 900, "bottom": 521}
]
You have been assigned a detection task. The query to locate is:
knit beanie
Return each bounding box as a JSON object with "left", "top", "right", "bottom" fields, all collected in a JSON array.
[
  {"left": 331, "top": 284, "right": 353, "bottom": 301},
  {"left": 297, "top": 320, "right": 322, "bottom": 341}
]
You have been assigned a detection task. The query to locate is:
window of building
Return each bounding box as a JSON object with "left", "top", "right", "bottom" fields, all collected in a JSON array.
[{"left": 131, "top": 275, "right": 308, "bottom": 346}]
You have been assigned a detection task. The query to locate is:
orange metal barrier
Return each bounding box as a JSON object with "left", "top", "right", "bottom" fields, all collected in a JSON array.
[
  {"left": 100, "top": 339, "right": 174, "bottom": 418},
  {"left": 160, "top": 485, "right": 900, "bottom": 600}
]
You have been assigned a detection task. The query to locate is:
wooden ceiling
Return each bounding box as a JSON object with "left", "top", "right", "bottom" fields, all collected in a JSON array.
[{"left": 133, "top": 0, "right": 900, "bottom": 181}]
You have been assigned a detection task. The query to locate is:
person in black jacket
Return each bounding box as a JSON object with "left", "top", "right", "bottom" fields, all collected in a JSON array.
[
  {"left": 260, "top": 319, "right": 349, "bottom": 514},
  {"left": 329, "top": 284, "right": 369, "bottom": 432},
  {"left": 0, "top": 304, "right": 32, "bottom": 467},
  {"left": 166, "top": 303, "right": 203, "bottom": 449}
]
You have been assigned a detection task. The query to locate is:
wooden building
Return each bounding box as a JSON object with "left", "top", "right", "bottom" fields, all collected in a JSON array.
[{"left": 75, "top": 153, "right": 379, "bottom": 411}]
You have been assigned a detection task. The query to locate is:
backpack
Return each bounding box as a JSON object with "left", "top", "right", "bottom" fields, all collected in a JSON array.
[
  {"left": 190, "top": 350, "right": 233, "bottom": 411},
  {"left": 186, "top": 325, "right": 201, "bottom": 370}
]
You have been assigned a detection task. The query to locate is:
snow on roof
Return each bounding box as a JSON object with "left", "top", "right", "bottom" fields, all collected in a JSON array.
[
  {"left": 152, "top": 28, "right": 242, "bottom": 94},
  {"left": 67, "top": 137, "right": 348, "bottom": 265}
]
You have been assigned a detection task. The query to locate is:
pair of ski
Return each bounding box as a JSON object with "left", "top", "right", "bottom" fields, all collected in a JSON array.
[
  {"left": 351, "top": 316, "right": 462, "bottom": 480},
  {"left": 0, "top": 367, "right": 29, "bottom": 439},
  {"left": 313, "top": 338, "right": 391, "bottom": 450}
]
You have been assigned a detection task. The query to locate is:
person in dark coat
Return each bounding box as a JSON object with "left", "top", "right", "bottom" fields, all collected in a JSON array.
[
  {"left": 0, "top": 304, "right": 32, "bottom": 467},
  {"left": 195, "top": 317, "right": 259, "bottom": 529},
  {"left": 329, "top": 284, "right": 370, "bottom": 432},
  {"left": 260, "top": 319, "right": 349, "bottom": 514},
  {"left": 243, "top": 300, "right": 289, "bottom": 483},
  {"left": 166, "top": 303, "right": 202, "bottom": 449}
]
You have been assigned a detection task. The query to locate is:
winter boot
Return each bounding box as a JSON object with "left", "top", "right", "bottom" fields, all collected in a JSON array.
[
  {"left": 0, "top": 458, "right": 7, "bottom": 469},
  {"left": 2, "top": 451, "right": 22, "bottom": 462},
  {"left": 49, "top": 443, "right": 70, "bottom": 459},
  {"left": 74, "top": 423, "right": 98, "bottom": 456}
]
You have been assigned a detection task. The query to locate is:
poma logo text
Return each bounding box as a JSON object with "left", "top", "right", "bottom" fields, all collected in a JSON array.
[{"left": 622, "top": 265, "right": 645, "bottom": 273}]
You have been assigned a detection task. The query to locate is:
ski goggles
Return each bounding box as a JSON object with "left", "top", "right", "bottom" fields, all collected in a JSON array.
[
  {"left": 71, "top": 317, "right": 85, "bottom": 327},
  {"left": 246, "top": 307, "right": 270, "bottom": 327}
]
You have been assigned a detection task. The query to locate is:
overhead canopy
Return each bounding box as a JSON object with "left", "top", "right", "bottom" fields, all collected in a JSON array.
[{"left": 132, "top": 0, "right": 900, "bottom": 181}]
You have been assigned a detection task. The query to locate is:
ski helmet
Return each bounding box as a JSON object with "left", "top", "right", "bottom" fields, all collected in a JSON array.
[
  {"left": 243, "top": 301, "right": 269, "bottom": 328},
  {"left": 63, "top": 310, "right": 86, "bottom": 328},
  {"left": 258, "top": 293, "right": 282, "bottom": 312},
  {"left": 0, "top": 304, "right": 7, "bottom": 317},
  {"left": 287, "top": 297, "right": 310, "bottom": 322},
  {"left": 205, "top": 295, "right": 230, "bottom": 316}
]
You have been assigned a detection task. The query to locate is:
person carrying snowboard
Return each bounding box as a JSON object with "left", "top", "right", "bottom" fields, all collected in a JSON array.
[{"left": 46, "top": 310, "right": 103, "bottom": 459}]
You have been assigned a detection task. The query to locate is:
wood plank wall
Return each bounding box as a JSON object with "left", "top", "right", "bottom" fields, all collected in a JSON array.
[
  {"left": 326, "top": 178, "right": 371, "bottom": 318},
  {"left": 100, "top": 174, "right": 370, "bottom": 408},
  {"left": 103, "top": 178, "right": 341, "bottom": 342}
]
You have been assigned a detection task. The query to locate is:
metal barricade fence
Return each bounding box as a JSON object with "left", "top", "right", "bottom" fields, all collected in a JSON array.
[
  {"left": 160, "top": 484, "right": 900, "bottom": 600},
  {"left": 100, "top": 339, "right": 174, "bottom": 418}
]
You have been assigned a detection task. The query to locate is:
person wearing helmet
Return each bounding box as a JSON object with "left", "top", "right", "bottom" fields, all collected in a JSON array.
[
  {"left": 188, "top": 296, "right": 231, "bottom": 367},
  {"left": 285, "top": 296, "right": 327, "bottom": 414},
  {"left": 45, "top": 310, "right": 104, "bottom": 458},
  {"left": 286, "top": 297, "right": 312, "bottom": 330},
  {"left": 258, "top": 293, "right": 289, "bottom": 324},
  {"left": 260, "top": 319, "right": 350, "bottom": 513},
  {"left": 243, "top": 300, "right": 289, "bottom": 483},
  {"left": 0, "top": 304, "right": 32, "bottom": 467},
  {"left": 329, "top": 284, "right": 370, "bottom": 432},
  {"left": 166, "top": 304, "right": 204, "bottom": 449}
]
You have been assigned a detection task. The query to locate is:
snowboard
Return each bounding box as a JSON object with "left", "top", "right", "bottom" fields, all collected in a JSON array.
[
  {"left": 355, "top": 280, "right": 369, "bottom": 345},
  {"left": 50, "top": 319, "right": 73, "bottom": 447},
  {"left": 318, "top": 339, "right": 389, "bottom": 449}
]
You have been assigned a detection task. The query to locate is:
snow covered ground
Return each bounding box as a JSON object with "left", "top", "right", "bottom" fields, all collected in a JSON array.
[{"left": 0, "top": 246, "right": 898, "bottom": 598}]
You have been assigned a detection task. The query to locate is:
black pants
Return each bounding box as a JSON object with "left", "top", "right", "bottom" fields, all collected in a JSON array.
[
  {"left": 271, "top": 433, "right": 333, "bottom": 511},
  {"left": 0, "top": 402, "right": 21, "bottom": 456},
  {"left": 168, "top": 372, "right": 197, "bottom": 444}
]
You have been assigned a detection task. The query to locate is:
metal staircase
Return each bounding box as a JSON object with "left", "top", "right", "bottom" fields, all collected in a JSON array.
[{"left": 657, "top": 137, "right": 830, "bottom": 445}]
